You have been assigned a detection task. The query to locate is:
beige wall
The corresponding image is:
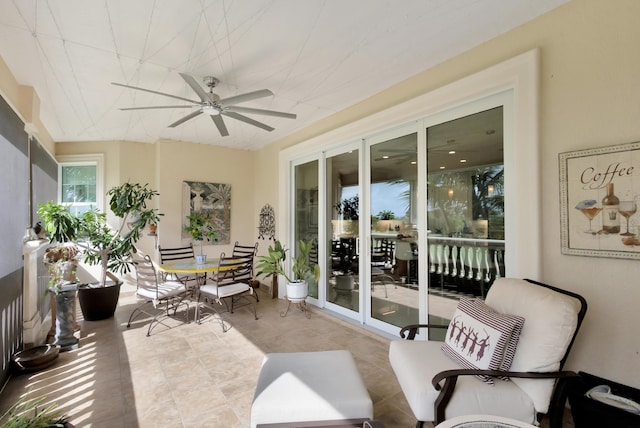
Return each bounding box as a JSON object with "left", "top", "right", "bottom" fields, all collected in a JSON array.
[
  {"left": 2, "top": 0, "right": 638, "bottom": 388},
  {"left": 155, "top": 140, "right": 255, "bottom": 257},
  {"left": 56, "top": 139, "right": 257, "bottom": 259},
  {"left": 256, "top": 0, "right": 640, "bottom": 386}
]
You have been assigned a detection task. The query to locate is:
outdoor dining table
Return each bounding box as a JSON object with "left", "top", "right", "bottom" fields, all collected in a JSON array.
[
  {"left": 158, "top": 259, "right": 221, "bottom": 275},
  {"left": 158, "top": 257, "right": 248, "bottom": 324}
]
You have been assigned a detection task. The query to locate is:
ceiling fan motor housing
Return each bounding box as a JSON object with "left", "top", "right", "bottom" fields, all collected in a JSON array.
[{"left": 203, "top": 76, "right": 219, "bottom": 89}]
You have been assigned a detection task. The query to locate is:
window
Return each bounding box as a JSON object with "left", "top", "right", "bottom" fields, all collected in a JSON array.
[{"left": 57, "top": 154, "right": 104, "bottom": 216}]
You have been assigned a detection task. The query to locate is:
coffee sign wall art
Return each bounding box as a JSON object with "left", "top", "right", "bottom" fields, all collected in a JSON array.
[{"left": 560, "top": 141, "right": 640, "bottom": 259}]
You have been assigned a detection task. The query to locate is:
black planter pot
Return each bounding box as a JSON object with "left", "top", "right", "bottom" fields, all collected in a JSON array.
[{"left": 77, "top": 281, "right": 122, "bottom": 321}]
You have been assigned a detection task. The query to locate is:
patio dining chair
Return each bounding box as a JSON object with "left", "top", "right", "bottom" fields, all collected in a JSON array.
[
  {"left": 197, "top": 252, "right": 258, "bottom": 332},
  {"left": 127, "top": 253, "right": 190, "bottom": 336},
  {"left": 158, "top": 243, "right": 199, "bottom": 290},
  {"left": 231, "top": 241, "right": 260, "bottom": 300},
  {"left": 389, "top": 278, "right": 587, "bottom": 428}
]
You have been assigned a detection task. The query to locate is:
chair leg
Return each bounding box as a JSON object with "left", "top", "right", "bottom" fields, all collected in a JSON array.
[{"left": 127, "top": 300, "right": 152, "bottom": 327}]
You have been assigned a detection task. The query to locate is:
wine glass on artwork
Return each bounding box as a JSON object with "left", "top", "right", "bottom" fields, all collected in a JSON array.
[
  {"left": 575, "top": 200, "right": 602, "bottom": 234},
  {"left": 618, "top": 200, "right": 637, "bottom": 236}
]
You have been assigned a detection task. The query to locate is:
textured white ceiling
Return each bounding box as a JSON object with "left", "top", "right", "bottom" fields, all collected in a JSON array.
[{"left": 0, "top": 0, "right": 567, "bottom": 150}]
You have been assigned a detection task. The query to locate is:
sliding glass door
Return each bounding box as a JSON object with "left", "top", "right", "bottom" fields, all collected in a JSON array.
[
  {"left": 367, "top": 129, "right": 419, "bottom": 329},
  {"left": 283, "top": 53, "right": 539, "bottom": 338},
  {"left": 325, "top": 145, "right": 360, "bottom": 314},
  {"left": 293, "top": 159, "right": 319, "bottom": 298},
  {"left": 425, "top": 106, "right": 505, "bottom": 339}
]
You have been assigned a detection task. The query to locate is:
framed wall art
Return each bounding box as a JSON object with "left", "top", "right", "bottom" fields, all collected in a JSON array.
[
  {"left": 560, "top": 141, "right": 640, "bottom": 259},
  {"left": 182, "top": 181, "right": 231, "bottom": 245}
]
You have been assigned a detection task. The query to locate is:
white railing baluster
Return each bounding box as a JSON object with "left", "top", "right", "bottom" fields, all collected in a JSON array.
[
  {"left": 436, "top": 244, "right": 443, "bottom": 274},
  {"left": 459, "top": 246, "right": 466, "bottom": 278},
  {"left": 429, "top": 244, "right": 436, "bottom": 273},
  {"left": 467, "top": 247, "right": 474, "bottom": 280},
  {"left": 475, "top": 247, "right": 483, "bottom": 281},
  {"left": 443, "top": 245, "right": 450, "bottom": 276},
  {"left": 451, "top": 245, "right": 458, "bottom": 277},
  {"left": 484, "top": 248, "right": 491, "bottom": 282},
  {"left": 494, "top": 249, "right": 502, "bottom": 279}
]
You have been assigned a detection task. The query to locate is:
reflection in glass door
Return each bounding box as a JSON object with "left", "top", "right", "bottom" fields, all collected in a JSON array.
[
  {"left": 294, "top": 160, "right": 319, "bottom": 298},
  {"left": 326, "top": 149, "right": 359, "bottom": 312},
  {"left": 369, "top": 132, "right": 419, "bottom": 327},
  {"left": 426, "top": 107, "right": 505, "bottom": 339}
]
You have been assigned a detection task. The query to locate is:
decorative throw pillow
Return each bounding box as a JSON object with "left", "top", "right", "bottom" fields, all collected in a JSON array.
[{"left": 441, "top": 298, "right": 525, "bottom": 384}]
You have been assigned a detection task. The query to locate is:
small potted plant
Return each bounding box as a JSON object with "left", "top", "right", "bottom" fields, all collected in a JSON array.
[
  {"left": 256, "top": 240, "right": 320, "bottom": 302},
  {"left": 0, "top": 395, "right": 73, "bottom": 427},
  {"left": 36, "top": 202, "right": 82, "bottom": 351},
  {"left": 184, "top": 211, "right": 218, "bottom": 263},
  {"left": 255, "top": 240, "right": 287, "bottom": 298}
]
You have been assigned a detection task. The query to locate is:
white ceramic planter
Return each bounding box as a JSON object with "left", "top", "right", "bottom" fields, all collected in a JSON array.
[
  {"left": 195, "top": 254, "right": 207, "bottom": 264},
  {"left": 286, "top": 280, "right": 308, "bottom": 303}
]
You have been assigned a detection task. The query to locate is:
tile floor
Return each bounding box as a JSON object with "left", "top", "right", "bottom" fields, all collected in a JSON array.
[{"left": 0, "top": 279, "right": 575, "bottom": 427}]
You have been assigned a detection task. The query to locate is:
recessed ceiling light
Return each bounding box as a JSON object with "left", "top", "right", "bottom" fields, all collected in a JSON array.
[
  {"left": 382, "top": 155, "right": 389, "bottom": 159},
  {"left": 448, "top": 150, "right": 456, "bottom": 154},
  {"left": 460, "top": 159, "right": 467, "bottom": 163},
  {"left": 439, "top": 166, "right": 446, "bottom": 169},
  {"left": 410, "top": 161, "right": 416, "bottom": 165}
]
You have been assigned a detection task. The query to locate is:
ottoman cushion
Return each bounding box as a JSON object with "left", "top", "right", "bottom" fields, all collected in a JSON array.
[{"left": 251, "top": 350, "right": 373, "bottom": 427}]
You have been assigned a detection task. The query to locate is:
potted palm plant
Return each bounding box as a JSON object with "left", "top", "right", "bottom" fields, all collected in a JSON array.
[
  {"left": 255, "top": 240, "right": 286, "bottom": 298},
  {"left": 184, "top": 211, "right": 218, "bottom": 263},
  {"left": 75, "top": 182, "right": 163, "bottom": 320},
  {"left": 256, "top": 240, "right": 320, "bottom": 302}
]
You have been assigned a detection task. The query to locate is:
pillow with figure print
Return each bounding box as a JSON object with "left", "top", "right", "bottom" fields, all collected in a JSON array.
[{"left": 441, "top": 298, "right": 525, "bottom": 384}]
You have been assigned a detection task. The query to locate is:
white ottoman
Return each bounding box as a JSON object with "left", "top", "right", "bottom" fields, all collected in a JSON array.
[{"left": 251, "top": 350, "right": 373, "bottom": 427}]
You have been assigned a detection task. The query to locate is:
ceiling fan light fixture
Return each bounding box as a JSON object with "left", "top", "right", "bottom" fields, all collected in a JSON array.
[{"left": 202, "top": 105, "right": 220, "bottom": 116}]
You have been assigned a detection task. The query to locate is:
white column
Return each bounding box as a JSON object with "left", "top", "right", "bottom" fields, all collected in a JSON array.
[{"left": 22, "top": 239, "right": 49, "bottom": 346}]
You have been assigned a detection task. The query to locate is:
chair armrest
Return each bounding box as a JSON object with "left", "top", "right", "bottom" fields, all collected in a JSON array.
[
  {"left": 399, "top": 323, "right": 448, "bottom": 340},
  {"left": 432, "top": 368, "right": 579, "bottom": 389},
  {"left": 430, "top": 368, "right": 579, "bottom": 426}
]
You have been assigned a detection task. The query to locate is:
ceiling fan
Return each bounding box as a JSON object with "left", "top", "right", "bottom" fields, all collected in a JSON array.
[{"left": 112, "top": 73, "right": 296, "bottom": 137}]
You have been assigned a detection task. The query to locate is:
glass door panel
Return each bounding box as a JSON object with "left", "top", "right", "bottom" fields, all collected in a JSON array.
[
  {"left": 426, "top": 107, "right": 505, "bottom": 340},
  {"left": 294, "top": 160, "right": 319, "bottom": 298},
  {"left": 370, "top": 133, "right": 418, "bottom": 327},
  {"left": 326, "top": 150, "right": 359, "bottom": 312}
]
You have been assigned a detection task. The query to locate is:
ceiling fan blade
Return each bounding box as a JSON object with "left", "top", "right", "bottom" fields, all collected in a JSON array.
[
  {"left": 179, "top": 73, "right": 211, "bottom": 102},
  {"left": 168, "top": 110, "right": 203, "bottom": 128},
  {"left": 112, "top": 82, "right": 200, "bottom": 104},
  {"left": 224, "top": 106, "right": 296, "bottom": 119},
  {"left": 120, "top": 105, "right": 195, "bottom": 111},
  {"left": 220, "top": 89, "right": 273, "bottom": 106},
  {"left": 211, "top": 115, "right": 229, "bottom": 137},
  {"left": 222, "top": 111, "right": 274, "bottom": 132}
]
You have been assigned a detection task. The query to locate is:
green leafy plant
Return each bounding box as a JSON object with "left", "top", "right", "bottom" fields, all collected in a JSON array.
[
  {"left": 38, "top": 183, "right": 163, "bottom": 288},
  {"left": 0, "top": 395, "right": 68, "bottom": 428},
  {"left": 37, "top": 202, "right": 79, "bottom": 244},
  {"left": 256, "top": 240, "right": 320, "bottom": 283},
  {"left": 184, "top": 211, "right": 218, "bottom": 255},
  {"left": 78, "top": 182, "right": 163, "bottom": 286},
  {"left": 335, "top": 196, "right": 359, "bottom": 220},
  {"left": 377, "top": 210, "right": 395, "bottom": 220},
  {"left": 37, "top": 202, "right": 82, "bottom": 290}
]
